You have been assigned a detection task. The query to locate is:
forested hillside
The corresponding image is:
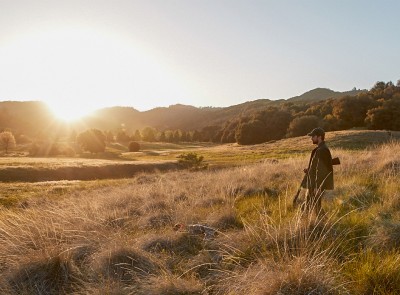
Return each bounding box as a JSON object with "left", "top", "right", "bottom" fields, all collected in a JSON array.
[{"left": 1, "top": 81, "right": 398, "bottom": 146}]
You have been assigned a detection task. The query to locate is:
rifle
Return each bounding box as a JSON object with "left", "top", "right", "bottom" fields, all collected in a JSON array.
[
  {"left": 292, "top": 175, "right": 306, "bottom": 207},
  {"left": 293, "top": 157, "right": 340, "bottom": 207}
]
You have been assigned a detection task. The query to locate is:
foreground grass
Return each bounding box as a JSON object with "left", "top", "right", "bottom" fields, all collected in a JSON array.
[{"left": 0, "top": 137, "right": 399, "bottom": 294}]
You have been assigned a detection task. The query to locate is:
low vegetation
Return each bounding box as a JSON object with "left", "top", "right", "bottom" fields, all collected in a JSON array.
[
  {"left": 177, "top": 152, "right": 207, "bottom": 169},
  {"left": 0, "top": 132, "right": 399, "bottom": 294}
]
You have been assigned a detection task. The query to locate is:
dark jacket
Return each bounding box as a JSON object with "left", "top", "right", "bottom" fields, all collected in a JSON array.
[{"left": 302, "top": 141, "right": 334, "bottom": 190}]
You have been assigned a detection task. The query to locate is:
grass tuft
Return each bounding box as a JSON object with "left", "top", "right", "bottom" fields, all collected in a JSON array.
[
  {"left": 92, "top": 246, "right": 159, "bottom": 282},
  {"left": 7, "top": 250, "right": 84, "bottom": 294}
]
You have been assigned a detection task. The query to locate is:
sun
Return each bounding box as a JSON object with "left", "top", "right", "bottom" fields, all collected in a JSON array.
[
  {"left": 47, "top": 101, "right": 93, "bottom": 122},
  {"left": 3, "top": 24, "right": 187, "bottom": 113}
]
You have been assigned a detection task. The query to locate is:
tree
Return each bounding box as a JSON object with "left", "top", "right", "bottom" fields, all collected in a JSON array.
[
  {"left": 258, "top": 108, "right": 292, "bottom": 141},
  {"left": 166, "top": 130, "right": 174, "bottom": 142},
  {"left": 370, "top": 81, "right": 386, "bottom": 98},
  {"left": 173, "top": 130, "right": 181, "bottom": 143},
  {"left": 186, "top": 131, "right": 193, "bottom": 142},
  {"left": 332, "top": 95, "right": 377, "bottom": 129},
  {"left": 133, "top": 130, "right": 142, "bottom": 141},
  {"left": 235, "top": 107, "right": 292, "bottom": 145},
  {"left": 159, "top": 131, "right": 166, "bottom": 142},
  {"left": 180, "top": 131, "right": 187, "bottom": 142},
  {"left": 200, "top": 125, "right": 221, "bottom": 142},
  {"left": 77, "top": 129, "right": 106, "bottom": 153},
  {"left": 141, "top": 127, "right": 156, "bottom": 142},
  {"left": 104, "top": 130, "right": 114, "bottom": 142},
  {"left": 0, "top": 131, "right": 16, "bottom": 153},
  {"left": 116, "top": 130, "right": 130, "bottom": 142},
  {"left": 286, "top": 115, "right": 321, "bottom": 137},
  {"left": 192, "top": 130, "right": 201, "bottom": 142},
  {"left": 304, "top": 99, "right": 334, "bottom": 118},
  {"left": 221, "top": 120, "right": 239, "bottom": 143},
  {"left": 235, "top": 120, "right": 266, "bottom": 145},
  {"left": 365, "top": 98, "right": 400, "bottom": 130}
]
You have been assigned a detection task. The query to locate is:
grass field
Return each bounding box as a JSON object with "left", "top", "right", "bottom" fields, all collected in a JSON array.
[
  {"left": 1, "top": 130, "right": 399, "bottom": 182},
  {"left": 121, "top": 130, "right": 400, "bottom": 165},
  {"left": 0, "top": 130, "right": 399, "bottom": 294}
]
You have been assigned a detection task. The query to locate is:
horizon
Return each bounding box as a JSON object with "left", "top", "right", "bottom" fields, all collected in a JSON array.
[
  {"left": 0, "top": 85, "right": 366, "bottom": 114},
  {"left": 1, "top": 1, "right": 399, "bottom": 120}
]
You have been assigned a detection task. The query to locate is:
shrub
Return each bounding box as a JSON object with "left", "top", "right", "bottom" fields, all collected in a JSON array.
[
  {"left": 128, "top": 141, "right": 140, "bottom": 152},
  {"left": 177, "top": 152, "right": 206, "bottom": 169}
]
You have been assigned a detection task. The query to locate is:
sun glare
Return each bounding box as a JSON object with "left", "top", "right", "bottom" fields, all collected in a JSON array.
[
  {"left": 47, "top": 102, "right": 93, "bottom": 122},
  {"left": 1, "top": 24, "right": 189, "bottom": 112}
]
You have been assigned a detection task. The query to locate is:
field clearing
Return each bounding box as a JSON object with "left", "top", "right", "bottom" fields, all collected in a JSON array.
[
  {"left": 122, "top": 130, "right": 400, "bottom": 164},
  {"left": 0, "top": 130, "right": 398, "bottom": 182}
]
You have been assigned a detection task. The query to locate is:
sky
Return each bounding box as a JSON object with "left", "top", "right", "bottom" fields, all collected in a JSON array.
[{"left": 0, "top": 0, "right": 399, "bottom": 120}]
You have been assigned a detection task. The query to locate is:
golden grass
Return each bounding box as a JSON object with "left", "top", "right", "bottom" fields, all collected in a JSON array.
[
  {"left": 0, "top": 134, "right": 399, "bottom": 294},
  {"left": 1, "top": 130, "right": 399, "bottom": 181}
]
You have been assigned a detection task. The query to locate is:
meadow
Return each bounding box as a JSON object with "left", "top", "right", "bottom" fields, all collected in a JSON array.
[{"left": 0, "top": 130, "right": 399, "bottom": 294}]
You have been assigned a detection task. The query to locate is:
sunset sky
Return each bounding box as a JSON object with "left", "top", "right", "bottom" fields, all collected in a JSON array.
[{"left": 0, "top": 0, "right": 399, "bottom": 119}]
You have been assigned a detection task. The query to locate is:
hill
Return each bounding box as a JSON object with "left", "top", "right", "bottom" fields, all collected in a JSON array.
[
  {"left": 288, "top": 87, "right": 365, "bottom": 103},
  {"left": 0, "top": 101, "right": 55, "bottom": 136},
  {"left": 83, "top": 87, "right": 358, "bottom": 133},
  {"left": 0, "top": 87, "right": 362, "bottom": 137}
]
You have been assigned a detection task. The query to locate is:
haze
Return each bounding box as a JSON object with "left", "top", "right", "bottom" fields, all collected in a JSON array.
[{"left": 0, "top": 0, "right": 399, "bottom": 119}]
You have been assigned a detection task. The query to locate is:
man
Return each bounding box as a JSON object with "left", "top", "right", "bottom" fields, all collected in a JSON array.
[{"left": 301, "top": 127, "right": 334, "bottom": 215}]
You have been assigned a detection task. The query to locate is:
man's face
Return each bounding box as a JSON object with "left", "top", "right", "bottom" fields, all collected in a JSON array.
[{"left": 311, "top": 135, "right": 319, "bottom": 144}]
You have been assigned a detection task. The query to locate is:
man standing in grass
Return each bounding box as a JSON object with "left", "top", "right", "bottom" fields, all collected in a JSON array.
[{"left": 302, "top": 127, "right": 334, "bottom": 215}]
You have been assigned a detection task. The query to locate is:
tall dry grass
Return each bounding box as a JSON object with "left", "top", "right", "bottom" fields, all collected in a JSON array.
[{"left": 0, "top": 140, "right": 399, "bottom": 294}]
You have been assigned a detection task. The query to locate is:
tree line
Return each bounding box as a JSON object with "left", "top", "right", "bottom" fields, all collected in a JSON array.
[
  {"left": 220, "top": 80, "right": 400, "bottom": 144},
  {"left": 72, "top": 79, "right": 400, "bottom": 152}
]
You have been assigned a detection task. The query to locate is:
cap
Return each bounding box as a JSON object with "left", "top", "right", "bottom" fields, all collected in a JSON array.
[{"left": 307, "top": 127, "right": 325, "bottom": 137}]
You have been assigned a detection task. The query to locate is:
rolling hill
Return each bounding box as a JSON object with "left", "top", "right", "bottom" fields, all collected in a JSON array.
[{"left": 0, "top": 87, "right": 365, "bottom": 136}]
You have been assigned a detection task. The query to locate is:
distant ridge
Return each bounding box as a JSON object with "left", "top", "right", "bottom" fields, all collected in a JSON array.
[
  {"left": 0, "top": 87, "right": 368, "bottom": 135},
  {"left": 81, "top": 88, "right": 364, "bottom": 131},
  {"left": 288, "top": 87, "right": 366, "bottom": 103}
]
